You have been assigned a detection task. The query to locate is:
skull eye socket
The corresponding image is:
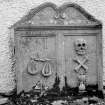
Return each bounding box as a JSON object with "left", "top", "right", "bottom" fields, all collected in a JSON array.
[
  {"left": 78, "top": 44, "right": 81, "bottom": 47},
  {"left": 82, "top": 43, "right": 85, "bottom": 46}
]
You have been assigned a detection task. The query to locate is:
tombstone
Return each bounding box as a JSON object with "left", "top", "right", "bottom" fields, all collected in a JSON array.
[{"left": 10, "top": 2, "right": 103, "bottom": 97}]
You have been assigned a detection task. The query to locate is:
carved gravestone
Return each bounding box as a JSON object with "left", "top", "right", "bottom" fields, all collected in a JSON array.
[{"left": 11, "top": 2, "right": 103, "bottom": 95}]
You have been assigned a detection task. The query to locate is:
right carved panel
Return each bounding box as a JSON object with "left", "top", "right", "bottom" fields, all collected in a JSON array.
[{"left": 64, "top": 35, "right": 97, "bottom": 88}]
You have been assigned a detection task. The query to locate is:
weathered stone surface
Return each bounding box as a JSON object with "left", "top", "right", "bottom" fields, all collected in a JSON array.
[
  {"left": 0, "top": 0, "right": 105, "bottom": 95},
  {"left": 0, "top": 97, "right": 8, "bottom": 104},
  {"left": 11, "top": 2, "right": 103, "bottom": 94}
]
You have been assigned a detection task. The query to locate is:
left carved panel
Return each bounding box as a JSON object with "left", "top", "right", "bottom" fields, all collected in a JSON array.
[{"left": 16, "top": 31, "right": 57, "bottom": 93}]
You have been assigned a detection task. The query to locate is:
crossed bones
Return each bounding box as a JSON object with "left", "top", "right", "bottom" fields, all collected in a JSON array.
[{"left": 73, "top": 56, "right": 88, "bottom": 73}]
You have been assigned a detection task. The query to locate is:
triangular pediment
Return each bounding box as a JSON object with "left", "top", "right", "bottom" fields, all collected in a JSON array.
[{"left": 12, "top": 2, "right": 101, "bottom": 28}]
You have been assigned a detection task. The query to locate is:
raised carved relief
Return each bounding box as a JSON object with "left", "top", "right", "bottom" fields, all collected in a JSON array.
[
  {"left": 40, "top": 58, "right": 53, "bottom": 77},
  {"left": 73, "top": 56, "right": 88, "bottom": 91},
  {"left": 27, "top": 58, "right": 42, "bottom": 75},
  {"left": 28, "top": 58, "right": 54, "bottom": 77},
  {"left": 31, "top": 80, "right": 49, "bottom": 96},
  {"left": 74, "top": 57, "right": 88, "bottom": 91},
  {"left": 42, "top": 62, "right": 52, "bottom": 77},
  {"left": 12, "top": 3, "right": 100, "bottom": 28},
  {"left": 33, "top": 81, "right": 42, "bottom": 90},
  {"left": 73, "top": 56, "right": 88, "bottom": 74},
  {"left": 54, "top": 12, "right": 66, "bottom": 25},
  {"left": 74, "top": 38, "right": 87, "bottom": 55},
  {"left": 73, "top": 38, "right": 88, "bottom": 91}
]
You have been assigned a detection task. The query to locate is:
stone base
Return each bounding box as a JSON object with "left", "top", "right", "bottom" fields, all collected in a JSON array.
[{"left": 0, "top": 97, "right": 8, "bottom": 105}]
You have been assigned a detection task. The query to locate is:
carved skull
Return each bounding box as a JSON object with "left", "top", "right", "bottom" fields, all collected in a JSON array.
[{"left": 74, "top": 38, "right": 87, "bottom": 55}]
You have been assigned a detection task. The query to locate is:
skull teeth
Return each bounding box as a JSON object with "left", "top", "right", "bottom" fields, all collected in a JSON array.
[{"left": 77, "top": 50, "right": 86, "bottom": 55}]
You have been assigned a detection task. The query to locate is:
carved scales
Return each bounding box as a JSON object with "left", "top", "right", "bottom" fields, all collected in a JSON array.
[{"left": 27, "top": 58, "right": 53, "bottom": 77}]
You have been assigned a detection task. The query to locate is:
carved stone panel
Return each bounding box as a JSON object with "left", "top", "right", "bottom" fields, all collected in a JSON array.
[
  {"left": 64, "top": 34, "right": 97, "bottom": 87},
  {"left": 13, "top": 3, "right": 103, "bottom": 95},
  {"left": 16, "top": 31, "right": 57, "bottom": 92}
]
